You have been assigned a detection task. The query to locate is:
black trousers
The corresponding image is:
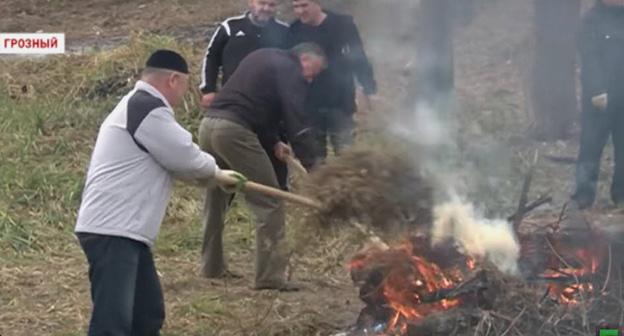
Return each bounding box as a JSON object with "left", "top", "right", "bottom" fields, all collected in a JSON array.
[
  {"left": 573, "top": 98, "right": 624, "bottom": 207},
  {"left": 77, "top": 233, "right": 165, "bottom": 336},
  {"left": 312, "top": 108, "right": 355, "bottom": 159}
]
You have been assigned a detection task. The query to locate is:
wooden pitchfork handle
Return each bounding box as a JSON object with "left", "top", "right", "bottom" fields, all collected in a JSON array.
[
  {"left": 214, "top": 172, "right": 321, "bottom": 209},
  {"left": 285, "top": 154, "right": 309, "bottom": 176}
]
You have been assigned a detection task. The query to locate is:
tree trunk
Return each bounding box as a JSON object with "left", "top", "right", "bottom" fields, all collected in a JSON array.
[
  {"left": 530, "top": 0, "right": 580, "bottom": 141},
  {"left": 415, "top": 0, "right": 455, "bottom": 105}
]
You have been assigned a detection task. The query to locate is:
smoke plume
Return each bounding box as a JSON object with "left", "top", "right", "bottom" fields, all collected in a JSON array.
[{"left": 431, "top": 197, "right": 520, "bottom": 275}]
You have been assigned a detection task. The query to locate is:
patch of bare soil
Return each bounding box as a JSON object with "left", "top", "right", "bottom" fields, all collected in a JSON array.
[
  {"left": 0, "top": 240, "right": 362, "bottom": 336},
  {"left": 0, "top": 0, "right": 247, "bottom": 48}
]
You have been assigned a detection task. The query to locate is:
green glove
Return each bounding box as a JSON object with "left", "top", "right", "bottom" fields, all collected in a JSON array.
[
  {"left": 230, "top": 171, "right": 248, "bottom": 193},
  {"left": 216, "top": 169, "right": 248, "bottom": 194}
]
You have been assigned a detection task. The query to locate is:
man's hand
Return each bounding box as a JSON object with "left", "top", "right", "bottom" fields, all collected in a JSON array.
[
  {"left": 273, "top": 141, "right": 293, "bottom": 162},
  {"left": 592, "top": 93, "right": 608, "bottom": 111},
  {"left": 200, "top": 93, "right": 216, "bottom": 109},
  {"left": 215, "top": 169, "right": 248, "bottom": 193}
]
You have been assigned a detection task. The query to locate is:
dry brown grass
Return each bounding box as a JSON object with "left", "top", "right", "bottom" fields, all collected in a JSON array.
[
  {"left": 0, "top": 237, "right": 363, "bottom": 336},
  {"left": 300, "top": 145, "right": 433, "bottom": 235}
]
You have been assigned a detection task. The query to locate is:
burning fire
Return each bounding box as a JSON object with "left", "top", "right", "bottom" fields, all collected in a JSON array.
[
  {"left": 349, "top": 240, "right": 476, "bottom": 333},
  {"left": 538, "top": 246, "right": 602, "bottom": 305},
  {"left": 349, "top": 234, "right": 607, "bottom": 335}
]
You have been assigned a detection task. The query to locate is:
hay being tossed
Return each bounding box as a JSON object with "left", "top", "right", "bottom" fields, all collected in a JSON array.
[{"left": 301, "top": 147, "right": 433, "bottom": 232}]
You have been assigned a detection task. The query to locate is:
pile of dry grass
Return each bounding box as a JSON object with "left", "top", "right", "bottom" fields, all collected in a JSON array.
[{"left": 300, "top": 145, "right": 433, "bottom": 234}]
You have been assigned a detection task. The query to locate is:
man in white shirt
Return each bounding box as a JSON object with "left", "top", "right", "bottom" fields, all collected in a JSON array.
[{"left": 75, "top": 49, "right": 241, "bottom": 335}]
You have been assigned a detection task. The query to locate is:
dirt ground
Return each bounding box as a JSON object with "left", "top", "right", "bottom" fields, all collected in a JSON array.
[
  {"left": 0, "top": 224, "right": 363, "bottom": 335},
  {"left": 0, "top": 0, "right": 245, "bottom": 40},
  {"left": 2, "top": 0, "right": 621, "bottom": 335}
]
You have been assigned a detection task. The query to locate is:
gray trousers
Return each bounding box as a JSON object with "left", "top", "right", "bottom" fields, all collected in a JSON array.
[{"left": 198, "top": 117, "right": 288, "bottom": 287}]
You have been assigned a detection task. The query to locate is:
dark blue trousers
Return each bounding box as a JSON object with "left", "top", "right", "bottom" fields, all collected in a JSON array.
[
  {"left": 77, "top": 233, "right": 165, "bottom": 336},
  {"left": 573, "top": 98, "right": 624, "bottom": 207}
]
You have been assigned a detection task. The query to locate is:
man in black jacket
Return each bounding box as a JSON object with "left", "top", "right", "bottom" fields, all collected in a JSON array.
[
  {"left": 199, "top": 44, "right": 324, "bottom": 290},
  {"left": 287, "top": 0, "right": 377, "bottom": 159},
  {"left": 199, "top": 0, "right": 288, "bottom": 104},
  {"left": 199, "top": 0, "right": 290, "bottom": 189},
  {"left": 572, "top": 0, "right": 624, "bottom": 209}
]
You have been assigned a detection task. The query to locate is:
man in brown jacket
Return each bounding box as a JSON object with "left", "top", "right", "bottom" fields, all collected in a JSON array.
[{"left": 199, "top": 43, "right": 325, "bottom": 291}]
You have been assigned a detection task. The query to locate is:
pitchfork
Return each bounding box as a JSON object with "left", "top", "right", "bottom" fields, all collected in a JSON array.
[{"left": 214, "top": 153, "right": 389, "bottom": 249}]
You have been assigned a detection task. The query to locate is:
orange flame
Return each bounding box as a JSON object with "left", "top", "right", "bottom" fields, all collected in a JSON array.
[
  {"left": 350, "top": 238, "right": 604, "bottom": 335},
  {"left": 539, "top": 248, "right": 602, "bottom": 305},
  {"left": 349, "top": 240, "right": 474, "bottom": 333}
]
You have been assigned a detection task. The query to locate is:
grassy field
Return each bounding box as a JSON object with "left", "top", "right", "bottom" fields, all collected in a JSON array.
[
  {"left": 0, "top": 34, "right": 369, "bottom": 335},
  {"left": 0, "top": 34, "right": 194, "bottom": 253}
]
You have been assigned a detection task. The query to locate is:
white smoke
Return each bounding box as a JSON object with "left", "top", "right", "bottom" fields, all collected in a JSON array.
[
  {"left": 431, "top": 197, "right": 520, "bottom": 275},
  {"left": 393, "top": 101, "right": 453, "bottom": 148},
  {"left": 386, "top": 76, "right": 521, "bottom": 275}
]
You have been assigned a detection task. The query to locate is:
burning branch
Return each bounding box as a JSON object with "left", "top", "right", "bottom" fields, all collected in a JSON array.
[
  {"left": 544, "top": 236, "right": 589, "bottom": 328},
  {"left": 417, "top": 270, "right": 488, "bottom": 304}
]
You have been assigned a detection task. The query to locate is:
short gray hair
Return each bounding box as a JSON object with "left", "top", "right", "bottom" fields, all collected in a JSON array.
[
  {"left": 142, "top": 67, "right": 173, "bottom": 76},
  {"left": 290, "top": 42, "right": 327, "bottom": 67},
  {"left": 141, "top": 67, "right": 187, "bottom": 83}
]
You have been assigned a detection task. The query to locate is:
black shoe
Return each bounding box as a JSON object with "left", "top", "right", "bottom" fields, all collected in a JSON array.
[
  {"left": 254, "top": 281, "right": 303, "bottom": 292},
  {"left": 202, "top": 269, "right": 243, "bottom": 279}
]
